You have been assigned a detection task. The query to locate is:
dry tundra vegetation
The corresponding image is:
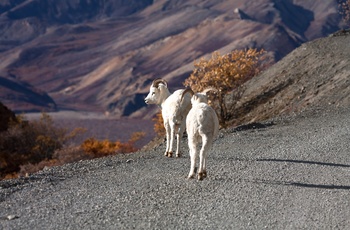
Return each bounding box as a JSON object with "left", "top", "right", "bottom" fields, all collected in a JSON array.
[
  {"left": 1, "top": 1, "right": 349, "bottom": 181},
  {"left": 0, "top": 113, "right": 146, "bottom": 180}
]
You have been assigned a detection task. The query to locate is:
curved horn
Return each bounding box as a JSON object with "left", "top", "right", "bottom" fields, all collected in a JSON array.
[
  {"left": 181, "top": 87, "right": 194, "bottom": 101},
  {"left": 202, "top": 87, "right": 218, "bottom": 95},
  {"left": 152, "top": 78, "right": 168, "bottom": 88}
]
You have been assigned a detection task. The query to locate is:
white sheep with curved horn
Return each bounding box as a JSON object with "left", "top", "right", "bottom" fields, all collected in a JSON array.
[
  {"left": 181, "top": 87, "right": 219, "bottom": 180},
  {"left": 144, "top": 78, "right": 193, "bottom": 157}
]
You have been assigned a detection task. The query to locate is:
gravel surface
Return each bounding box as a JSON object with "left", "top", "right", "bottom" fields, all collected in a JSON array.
[{"left": 1, "top": 107, "right": 350, "bottom": 229}]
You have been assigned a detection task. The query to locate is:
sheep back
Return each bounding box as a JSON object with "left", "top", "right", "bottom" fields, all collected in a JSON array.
[
  {"left": 186, "top": 103, "right": 219, "bottom": 138},
  {"left": 162, "top": 89, "right": 192, "bottom": 124}
]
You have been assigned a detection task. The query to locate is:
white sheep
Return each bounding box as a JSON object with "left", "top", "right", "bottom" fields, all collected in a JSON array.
[
  {"left": 144, "top": 78, "right": 192, "bottom": 157},
  {"left": 181, "top": 88, "right": 219, "bottom": 180}
]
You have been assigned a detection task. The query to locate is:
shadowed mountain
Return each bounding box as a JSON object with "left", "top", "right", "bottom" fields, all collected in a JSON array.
[{"left": 0, "top": 76, "right": 56, "bottom": 112}]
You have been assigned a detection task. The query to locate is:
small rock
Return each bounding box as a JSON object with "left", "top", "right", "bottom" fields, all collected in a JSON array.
[{"left": 7, "top": 215, "right": 19, "bottom": 220}]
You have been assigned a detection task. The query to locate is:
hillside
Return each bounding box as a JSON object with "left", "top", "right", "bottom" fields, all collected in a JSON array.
[
  {"left": 224, "top": 32, "right": 350, "bottom": 126},
  {"left": 0, "top": 0, "right": 342, "bottom": 115}
]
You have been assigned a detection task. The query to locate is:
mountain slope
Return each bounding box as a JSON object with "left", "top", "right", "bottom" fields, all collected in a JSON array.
[
  {"left": 0, "top": 0, "right": 342, "bottom": 115},
  {"left": 0, "top": 76, "right": 56, "bottom": 112},
  {"left": 224, "top": 33, "right": 350, "bottom": 126}
]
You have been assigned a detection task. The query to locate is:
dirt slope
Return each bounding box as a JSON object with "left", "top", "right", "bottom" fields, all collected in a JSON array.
[{"left": 224, "top": 32, "right": 350, "bottom": 126}]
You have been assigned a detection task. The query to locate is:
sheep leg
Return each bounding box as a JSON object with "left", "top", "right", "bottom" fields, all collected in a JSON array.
[
  {"left": 201, "top": 155, "right": 207, "bottom": 179},
  {"left": 166, "top": 125, "right": 175, "bottom": 158},
  {"left": 187, "top": 137, "right": 197, "bottom": 179},
  {"left": 175, "top": 122, "right": 185, "bottom": 157},
  {"left": 175, "top": 133, "right": 181, "bottom": 157},
  {"left": 198, "top": 136, "right": 211, "bottom": 180},
  {"left": 202, "top": 142, "right": 210, "bottom": 178},
  {"left": 164, "top": 123, "right": 172, "bottom": 157},
  {"left": 199, "top": 153, "right": 207, "bottom": 179}
]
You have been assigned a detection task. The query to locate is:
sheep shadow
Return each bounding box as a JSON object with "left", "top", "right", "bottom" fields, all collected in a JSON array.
[
  {"left": 257, "top": 158, "right": 350, "bottom": 168},
  {"left": 254, "top": 158, "right": 350, "bottom": 190},
  {"left": 229, "top": 121, "right": 275, "bottom": 132},
  {"left": 254, "top": 179, "right": 350, "bottom": 190}
]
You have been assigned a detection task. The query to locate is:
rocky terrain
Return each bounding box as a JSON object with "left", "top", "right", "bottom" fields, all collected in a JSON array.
[
  {"left": 0, "top": 31, "right": 350, "bottom": 228},
  {"left": 0, "top": 0, "right": 343, "bottom": 116},
  {"left": 1, "top": 103, "right": 350, "bottom": 229}
]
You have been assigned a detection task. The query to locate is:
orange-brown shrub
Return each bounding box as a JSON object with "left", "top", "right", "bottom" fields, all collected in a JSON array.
[
  {"left": 0, "top": 113, "right": 146, "bottom": 180},
  {"left": 18, "top": 146, "right": 90, "bottom": 177},
  {"left": 152, "top": 111, "right": 165, "bottom": 137},
  {"left": 0, "top": 113, "right": 85, "bottom": 179},
  {"left": 184, "top": 49, "right": 268, "bottom": 127},
  {"left": 81, "top": 132, "right": 145, "bottom": 158}
]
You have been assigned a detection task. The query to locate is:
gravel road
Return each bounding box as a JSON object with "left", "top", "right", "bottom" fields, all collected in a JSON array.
[{"left": 1, "top": 107, "right": 350, "bottom": 229}]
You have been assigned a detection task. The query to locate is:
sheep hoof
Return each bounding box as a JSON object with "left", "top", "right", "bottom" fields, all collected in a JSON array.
[
  {"left": 176, "top": 153, "right": 181, "bottom": 158},
  {"left": 198, "top": 172, "right": 205, "bottom": 180},
  {"left": 187, "top": 175, "right": 195, "bottom": 179},
  {"left": 202, "top": 171, "right": 207, "bottom": 178},
  {"left": 166, "top": 152, "right": 173, "bottom": 158}
]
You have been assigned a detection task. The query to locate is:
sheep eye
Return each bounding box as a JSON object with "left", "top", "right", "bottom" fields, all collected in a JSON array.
[{"left": 152, "top": 92, "right": 155, "bottom": 95}]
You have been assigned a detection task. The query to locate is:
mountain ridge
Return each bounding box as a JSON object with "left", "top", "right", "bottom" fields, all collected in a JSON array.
[{"left": 0, "top": 0, "right": 343, "bottom": 117}]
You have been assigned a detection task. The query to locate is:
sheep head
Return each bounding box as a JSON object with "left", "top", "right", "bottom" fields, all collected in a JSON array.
[
  {"left": 184, "top": 87, "right": 218, "bottom": 105},
  {"left": 195, "top": 87, "right": 218, "bottom": 104},
  {"left": 152, "top": 78, "right": 168, "bottom": 88},
  {"left": 144, "top": 78, "right": 169, "bottom": 105}
]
